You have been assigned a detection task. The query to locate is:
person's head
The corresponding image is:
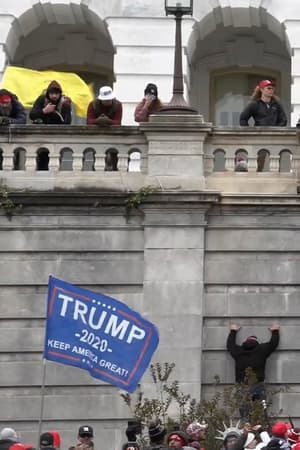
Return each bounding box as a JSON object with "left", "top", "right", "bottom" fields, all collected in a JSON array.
[
  {"left": 148, "top": 420, "right": 166, "bottom": 444},
  {"left": 40, "top": 432, "right": 54, "bottom": 448},
  {"left": 186, "top": 422, "right": 208, "bottom": 442},
  {"left": 144, "top": 83, "right": 158, "bottom": 100},
  {"left": 0, "top": 93, "right": 13, "bottom": 116},
  {"left": 252, "top": 79, "right": 276, "bottom": 100},
  {"left": 0, "top": 428, "right": 18, "bottom": 442},
  {"left": 224, "top": 432, "right": 240, "bottom": 450},
  {"left": 167, "top": 432, "right": 189, "bottom": 448},
  {"left": 242, "top": 335, "right": 259, "bottom": 350},
  {"left": 98, "top": 86, "right": 115, "bottom": 106},
  {"left": 272, "top": 422, "right": 289, "bottom": 440},
  {"left": 78, "top": 425, "right": 93, "bottom": 445},
  {"left": 46, "top": 80, "right": 62, "bottom": 104}
]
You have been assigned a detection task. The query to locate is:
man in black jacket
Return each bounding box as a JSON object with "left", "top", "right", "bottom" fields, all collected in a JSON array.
[
  {"left": 29, "top": 80, "right": 71, "bottom": 124},
  {"left": 227, "top": 322, "right": 280, "bottom": 418}
]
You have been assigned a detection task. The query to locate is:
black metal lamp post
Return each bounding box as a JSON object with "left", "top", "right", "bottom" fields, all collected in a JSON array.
[{"left": 160, "top": 0, "right": 198, "bottom": 114}]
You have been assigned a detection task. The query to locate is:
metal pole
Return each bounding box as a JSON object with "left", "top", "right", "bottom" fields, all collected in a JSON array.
[{"left": 37, "top": 358, "right": 47, "bottom": 449}]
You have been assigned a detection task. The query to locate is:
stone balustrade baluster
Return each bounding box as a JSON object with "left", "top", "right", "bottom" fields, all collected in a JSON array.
[
  {"left": 2, "top": 146, "right": 13, "bottom": 170},
  {"left": 270, "top": 155, "right": 280, "bottom": 172},
  {"left": 94, "top": 148, "right": 106, "bottom": 171}
]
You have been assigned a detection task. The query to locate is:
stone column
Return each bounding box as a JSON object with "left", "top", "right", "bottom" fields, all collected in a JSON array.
[
  {"left": 141, "top": 114, "right": 212, "bottom": 187},
  {"left": 141, "top": 193, "right": 219, "bottom": 400}
]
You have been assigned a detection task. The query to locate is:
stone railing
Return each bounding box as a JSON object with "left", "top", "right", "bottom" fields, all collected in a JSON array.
[{"left": 0, "top": 123, "right": 299, "bottom": 194}]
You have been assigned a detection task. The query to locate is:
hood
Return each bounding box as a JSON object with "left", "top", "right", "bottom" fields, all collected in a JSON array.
[{"left": 46, "top": 80, "right": 62, "bottom": 95}]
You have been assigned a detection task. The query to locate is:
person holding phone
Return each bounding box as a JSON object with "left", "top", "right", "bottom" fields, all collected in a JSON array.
[{"left": 134, "top": 83, "right": 164, "bottom": 122}]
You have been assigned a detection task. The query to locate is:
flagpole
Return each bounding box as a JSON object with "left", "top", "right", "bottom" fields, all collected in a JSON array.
[{"left": 37, "top": 358, "right": 47, "bottom": 448}]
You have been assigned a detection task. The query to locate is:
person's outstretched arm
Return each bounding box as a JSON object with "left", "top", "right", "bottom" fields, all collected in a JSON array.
[
  {"left": 260, "top": 323, "right": 280, "bottom": 356},
  {"left": 226, "top": 323, "right": 241, "bottom": 357}
]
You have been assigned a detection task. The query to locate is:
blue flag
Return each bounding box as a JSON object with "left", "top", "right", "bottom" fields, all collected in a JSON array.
[{"left": 44, "top": 276, "right": 159, "bottom": 392}]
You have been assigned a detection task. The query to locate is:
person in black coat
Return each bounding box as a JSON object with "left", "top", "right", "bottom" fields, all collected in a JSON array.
[
  {"left": 240, "top": 80, "right": 287, "bottom": 126},
  {"left": 227, "top": 322, "right": 280, "bottom": 419},
  {"left": 29, "top": 80, "right": 71, "bottom": 124}
]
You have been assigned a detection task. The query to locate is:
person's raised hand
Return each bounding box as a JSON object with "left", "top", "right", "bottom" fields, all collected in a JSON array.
[
  {"left": 269, "top": 323, "right": 280, "bottom": 331},
  {"left": 230, "top": 323, "right": 241, "bottom": 331}
]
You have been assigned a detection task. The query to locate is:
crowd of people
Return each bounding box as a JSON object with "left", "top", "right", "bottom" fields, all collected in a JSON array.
[
  {"left": 122, "top": 418, "right": 300, "bottom": 450},
  {"left": 0, "top": 323, "right": 293, "bottom": 450},
  {"left": 0, "top": 424, "right": 94, "bottom": 450},
  {"left": 0, "top": 77, "right": 294, "bottom": 128}
]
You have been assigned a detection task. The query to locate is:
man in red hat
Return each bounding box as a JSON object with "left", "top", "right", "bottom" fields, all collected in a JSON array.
[
  {"left": 0, "top": 89, "right": 26, "bottom": 125},
  {"left": 227, "top": 322, "right": 280, "bottom": 418},
  {"left": 239, "top": 79, "right": 287, "bottom": 126}
]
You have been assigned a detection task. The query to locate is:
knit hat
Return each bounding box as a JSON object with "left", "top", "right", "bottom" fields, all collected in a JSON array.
[
  {"left": 148, "top": 421, "right": 166, "bottom": 441},
  {"left": 78, "top": 425, "right": 93, "bottom": 438},
  {"left": 186, "top": 422, "right": 208, "bottom": 438},
  {"left": 40, "top": 433, "right": 54, "bottom": 447},
  {"left": 144, "top": 83, "right": 158, "bottom": 98},
  {"left": 272, "top": 422, "right": 289, "bottom": 438},
  {"left": 0, "top": 428, "right": 18, "bottom": 442}
]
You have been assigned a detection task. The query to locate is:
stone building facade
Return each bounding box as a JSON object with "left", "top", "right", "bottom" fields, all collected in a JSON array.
[
  {"left": 0, "top": 0, "right": 299, "bottom": 125},
  {"left": 0, "top": 1, "right": 299, "bottom": 449}
]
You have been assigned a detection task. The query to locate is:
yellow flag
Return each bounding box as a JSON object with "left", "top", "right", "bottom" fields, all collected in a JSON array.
[{"left": 1, "top": 66, "right": 94, "bottom": 118}]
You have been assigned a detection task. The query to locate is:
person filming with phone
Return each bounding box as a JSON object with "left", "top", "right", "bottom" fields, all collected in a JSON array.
[{"left": 134, "top": 83, "right": 164, "bottom": 122}]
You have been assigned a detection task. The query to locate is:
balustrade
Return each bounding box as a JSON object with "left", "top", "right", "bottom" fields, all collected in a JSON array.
[{"left": 0, "top": 124, "right": 298, "bottom": 194}]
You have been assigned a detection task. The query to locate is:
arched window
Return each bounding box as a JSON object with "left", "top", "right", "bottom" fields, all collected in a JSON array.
[
  {"left": 279, "top": 149, "right": 292, "bottom": 173},
  {"left": 82, "top": 148, "right": 95, "bottom": 171},
  {"left": 0, "top": 149, "right": 3, "bottom": 170},
  {"left": 36, "top": 148, "right": 49, "bottom": 171},
  {"left": 60, "top": 148, "right": 73, "bottom": 171},
  {"left": 128, "top": 149, "right": 141, "bottom": 172},
  {"left": 257, "top": 149, "right": 270, "bottom": 172},
  {"left": 105, "top": 148, "right": 118, "bottom": 171},
  {"left": 213, "top": 149, "right": 226, "bottom": 172},
  {"left": 13, "top": 147, "right": 26, "bottom": 170}
]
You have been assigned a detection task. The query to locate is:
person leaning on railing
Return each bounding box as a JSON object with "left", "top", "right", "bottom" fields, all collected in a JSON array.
[
  {"left": 239, "top": 80, "right": 287, "bottom": 127},
  {"left": 86, "top": 86, "right": 122, "bottom": 126},
  {"left": 0, "top": 89, "right": 26, "bottom": 125}
]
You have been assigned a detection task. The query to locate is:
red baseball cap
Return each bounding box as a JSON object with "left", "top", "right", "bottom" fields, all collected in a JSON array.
[{"left": 259, "top": 80, "right": 275, "bottom": 89}]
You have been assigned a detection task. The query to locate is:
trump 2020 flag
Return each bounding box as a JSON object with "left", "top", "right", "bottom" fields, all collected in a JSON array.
[{"left": 44, "top": 276, "right": 159, "bottom": 392}]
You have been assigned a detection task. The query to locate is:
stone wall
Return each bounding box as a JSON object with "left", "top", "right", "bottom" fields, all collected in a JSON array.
[{"left": 0, "top": 189, "right": 299, "bottom": 448}]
